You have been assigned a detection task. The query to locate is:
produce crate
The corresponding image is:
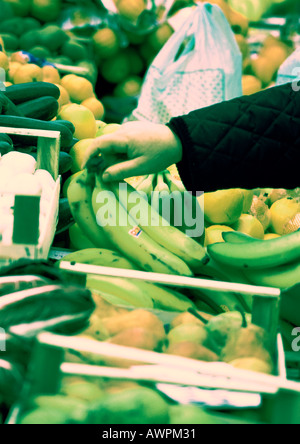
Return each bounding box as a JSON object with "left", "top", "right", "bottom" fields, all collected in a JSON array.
[
  {"left": 6, "top": 272, "right": 300, "bottom": 424},
  {"left": 0, "top": 127, "right": 61, "bottom": 265},
  {"left": 4, "top": 325, "right": 299, "bottom": 425}
]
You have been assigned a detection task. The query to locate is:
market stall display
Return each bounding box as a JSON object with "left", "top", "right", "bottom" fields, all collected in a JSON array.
[{"left": 0, "top": 0, "right": 299, "bottom": 426}]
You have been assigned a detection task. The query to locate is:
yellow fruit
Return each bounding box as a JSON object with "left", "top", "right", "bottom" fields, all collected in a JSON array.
[
  {"left": 204, "top": 189, "right": 245, "bottom": 225},
  {"left": 264, "top": 233, "right": 280, "bottom": 241},
  {"left": 55, "top": 83, "right": 70, "bottom": 109},
  {"left": 61, "top": 74, "right": 94, "bottom": 104},
  {"left": 7, "top": 61, "right": 22, "bottom": 82},
  {"left": 251, "top": 56, "right": 276, "bottom": 86},
  {"left": 204, "top": 225, "right": 235, "bottom": 246},
  {"left": 233, "top": 214, "right": 265, "bottom": 239},
  {"left": 13, "top": 64, "right": 43, "bottom": 84},
  {"left": 270, "top": 197, "right": 300, "bottom": 235},
  {"left": 69, "top": 139, "right": 95, "bottom": 174},
  {"left": 81, "top": 97, "right": 105, "bottom": 120},
  {"left": 229, "top": 358, "right": 273, "bottom": 375},
  {"left": 42, "top": 65, "right": 61, "bottom": 84},
  {"left": 93, "top": 28, "right": 120, "bottom": 60},
  {"left": 114, "top": 76, "right": 143, "bottom": 98},
  {"left": 31, "top": 0, "right": 61, "bottom": 23},
  {"left": 0, "top": 52, "right": 9, "bottom": 72},
  {"left": 10, "top": 52, "right": 29, "bottom": 65},
  {"left": 96, "top": 123, "right": 121, "bottom": 138},
  {"left": 58, "top": 104, "right": 97, "bottom": 140},
  {"left": 63, "top": 172, "right": 82, "bottom": 198},
  {"left": 147, "top": 23, "right": 174, "bottom": 52},
  {"left": 261, "top": 44, "right": 291, "bottom": 67},
  {"left": 242, "top": 75, "right": 262, "bottom": 95},
  {"left": 114, "top": 0, "right": 147, "bottom": 23}
]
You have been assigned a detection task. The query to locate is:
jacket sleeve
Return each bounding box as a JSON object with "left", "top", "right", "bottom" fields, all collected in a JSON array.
[{"left": 167, "top": 83, "right": 300, "bottom": 193}]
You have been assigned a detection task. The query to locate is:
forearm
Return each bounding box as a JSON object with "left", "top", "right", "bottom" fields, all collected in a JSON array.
[{"left": 168, "top": 83, "right": 300, "bottom": 193}]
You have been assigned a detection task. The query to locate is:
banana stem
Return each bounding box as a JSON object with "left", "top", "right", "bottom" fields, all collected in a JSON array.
[
  {"left": 236, "top": 305, "right": 248, "bottom": 328},
  {"left": 187, "top": 308, "right": 209, "bottom": 325}
]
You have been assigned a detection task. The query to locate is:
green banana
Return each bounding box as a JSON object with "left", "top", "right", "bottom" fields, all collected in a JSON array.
[
  {"left": 123, "top": 279, "right": 197, "bottom": 312},
  {"left": 164, "top": 171, "right": 186, "bottom": 193},
  {"left": 197, "top": 259, "right": 253, "bottom": 312},
  {"left": 60, "top": 249, "right": 137, "bottom": 270},
  {"left": 244, "top": 260, "right": 300, "bottom": 289},
  {"left": 67, "top": 170, "right": 116, "bottom": 251},
  {"left": 109, "top": 179, "right": 208, "bottom": 272},
  {"left": 222, "top": 232, "right": 258, "bottom": 244},
  {"left": 92, "top": 174, "right": 193, "bottom": 276},
  {"left": 208, "top": 230, "right": 300, "bottom": 270},
  {"left": 155, "top": 172, "right": 173, "bottom": 219},
  {"left": 86, "top": 275, "right": 154, "bottom": 309},
  {"left": 155, "top": 172, "right": 170, "bottom": 194},
  {"left": 129, "top": 175, "right": 148, "bottom": 190},
  {"left": 165, "top": 170, "right": 205, "bottom": 244},
  {"left": 151, "top": 175, "right": 161, "bottom": 214},
  {"left": 136, "top": 174, "right": 156, "bottom": 199},
  {"left": 190, "top": 287, "right": 246, "bottom": 314}
]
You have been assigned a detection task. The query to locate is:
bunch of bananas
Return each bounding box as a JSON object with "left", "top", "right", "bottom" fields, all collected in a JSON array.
[
  {"left": 61, "top": 248, "right": 196, "bottom": 312},
  {"left": 208, "top": 230, "right": 300, "bottom": 289},
  {"left": 67, "top": 168, "right": 228, "bottom": 312},
  {"left": 67, "top": 168, "right": 208, "bottom": 277}
]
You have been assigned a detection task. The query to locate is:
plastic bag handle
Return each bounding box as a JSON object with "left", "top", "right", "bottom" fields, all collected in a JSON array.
[{"left": 152, "top": 4, "right": 204, "bottom": 71}]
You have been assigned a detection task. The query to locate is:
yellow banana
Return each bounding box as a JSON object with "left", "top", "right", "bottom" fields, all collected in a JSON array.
[
  {"left": 92, "top": 174, "right": 193, "bottom": 276},
  {"left": 109, "top": 179, "right": 208, "bottom": 272},
  {"left": 86, "top": 275, "right": 154, "bottom": 309},
  {"left": 60, "top": 248, "right": 137, "bottom": 270},
  {"left": 67, "top": 170, "right": 116, "bottom": 251}
]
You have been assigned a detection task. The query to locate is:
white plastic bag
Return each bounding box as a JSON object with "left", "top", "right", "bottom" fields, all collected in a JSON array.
[
  {"left": 276, "top": 48, "right": 300, "bottom": 88},
  {"left": 130, "top": 2, "right": 243, "bottom": 124}
]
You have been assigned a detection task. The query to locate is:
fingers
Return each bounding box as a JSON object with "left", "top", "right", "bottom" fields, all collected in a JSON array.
[
  {"left": 82, "top": 134, "right": 128, "bottom": 169},
  {"left": 102, "top": 157, "right": 147, "bottom": 182}
]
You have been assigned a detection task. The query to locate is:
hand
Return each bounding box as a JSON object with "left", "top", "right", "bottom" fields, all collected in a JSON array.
[{"left": 83, "top": 121, "right": 183, "bottom": 182}]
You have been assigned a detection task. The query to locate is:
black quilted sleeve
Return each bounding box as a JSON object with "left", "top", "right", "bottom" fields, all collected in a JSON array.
[{"left": 168, "top": 83, "right": 300, "bottom": 193}]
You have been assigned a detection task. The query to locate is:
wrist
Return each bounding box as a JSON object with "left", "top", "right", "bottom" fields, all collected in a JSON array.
[{"left": 166, "top": 126, "right": 183, "bottom": 164}]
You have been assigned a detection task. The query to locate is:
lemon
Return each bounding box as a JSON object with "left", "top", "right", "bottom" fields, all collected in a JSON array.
[
  {"left": 69, "top": 139, "right": 95, "bottom": 173},
  {"left": 204, "top": 225, "right": 235, "bottom": 246},
  {"left": 270, "top": 197, "right": 300, "bottom": 235},
  {"left": 204, "top": 189, "right": 244, "bottom": 225},
  {"left": 233, "top": 214, "right": 265, "bottom": 239}
]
